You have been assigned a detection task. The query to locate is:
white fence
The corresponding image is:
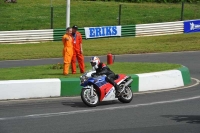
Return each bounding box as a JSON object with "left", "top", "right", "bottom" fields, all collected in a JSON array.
[
  {"left": 0, "top": 29, "right": 53, "bottom": 44},
  {"left": 0, "top": 21, "right": 185, "bottom": 44},
  {"left": 136, "top": 21, "right": 183, "bottom": 37}
]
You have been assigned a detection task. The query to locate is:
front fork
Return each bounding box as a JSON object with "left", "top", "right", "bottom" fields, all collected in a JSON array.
[{"left": 90, "top": 84, "right": 94, "bottom": 97}]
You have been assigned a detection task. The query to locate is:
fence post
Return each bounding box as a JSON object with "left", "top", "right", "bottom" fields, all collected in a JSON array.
[
  {"left": 181, "top": 1, "right": 184, "bottom": 21},
  {"left": 118, "top": 4, "right": 122, "bottom": 25},
  {"left": 51, "top": 6, "right": 54, "bottom": 29},
  {"left": 50, "top": 0, "right": 54, "bottom": 29}
]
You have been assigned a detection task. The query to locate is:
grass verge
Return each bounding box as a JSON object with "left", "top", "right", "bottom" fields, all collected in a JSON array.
[
  {"left": 0, "top": 62, "right": 182, "bottom": 80},
  {"left": 0, "top": 1, "right": 199, "bottom": 31},
  {"left": 0, "top": 33, "right": 200, "bottom": 60}
]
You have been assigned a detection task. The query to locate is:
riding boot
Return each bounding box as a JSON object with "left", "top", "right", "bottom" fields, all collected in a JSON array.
[{"left": 114, "top": 83, "right": 120, "bottom": 94}]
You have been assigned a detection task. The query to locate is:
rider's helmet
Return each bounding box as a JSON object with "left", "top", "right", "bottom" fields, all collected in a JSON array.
[{"left": 90, "top": 56, "right": 100, "bottom": 69}]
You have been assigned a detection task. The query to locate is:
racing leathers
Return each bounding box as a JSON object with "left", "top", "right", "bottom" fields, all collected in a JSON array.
[{"left": 92, "top": 62, "right": 120, "bottom": 94}]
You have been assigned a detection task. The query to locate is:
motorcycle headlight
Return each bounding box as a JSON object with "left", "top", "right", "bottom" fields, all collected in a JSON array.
[{"left": 80, "top": 75, "right": 88, "bottom": 84}]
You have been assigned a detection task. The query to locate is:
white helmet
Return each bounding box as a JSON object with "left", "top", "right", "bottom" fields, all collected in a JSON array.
[{"left": 90, "top": 56, "right": 100, "bottom": 69}]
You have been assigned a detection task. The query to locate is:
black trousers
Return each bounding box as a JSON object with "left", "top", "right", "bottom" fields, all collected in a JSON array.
[{"left": 105, "top": 74, "right": 119, "bottom": 90}]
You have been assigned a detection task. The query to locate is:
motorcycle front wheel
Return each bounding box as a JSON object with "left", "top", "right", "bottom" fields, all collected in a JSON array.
[{"left": 81, "top": 88, "right": 99, "bottom": 107}]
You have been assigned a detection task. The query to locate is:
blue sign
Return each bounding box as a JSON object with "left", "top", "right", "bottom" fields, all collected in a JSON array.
[
  {"left": 184, "top": 20, "right": 200, "bottom": 33},
  {"left": 89, "top": 26, "right": 117, "bottom": 38},
  {"left": 84, "top": 26, "right": 121, "bottom": 39}
]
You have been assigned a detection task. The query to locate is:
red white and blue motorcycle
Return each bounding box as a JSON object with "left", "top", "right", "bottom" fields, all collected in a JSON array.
[{"left": 80, "top": 70, "right": 133, "bottom": 107}]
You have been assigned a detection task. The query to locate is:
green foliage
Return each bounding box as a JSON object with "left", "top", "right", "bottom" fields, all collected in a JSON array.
[{"left": 52, "top": 63, "right": 63, "bottom": 69}]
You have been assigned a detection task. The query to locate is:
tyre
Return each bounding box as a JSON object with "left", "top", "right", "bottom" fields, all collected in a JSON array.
[
  {"left": 118, "top": 85, "right": 133, "bottom": 103},
  {"left": 81, "top": 88, "right": 99, "bottom": 107}
]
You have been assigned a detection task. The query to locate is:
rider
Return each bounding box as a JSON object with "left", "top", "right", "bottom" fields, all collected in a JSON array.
[{"left": 90, "top": 56, "right": 121, "bottom": 95}]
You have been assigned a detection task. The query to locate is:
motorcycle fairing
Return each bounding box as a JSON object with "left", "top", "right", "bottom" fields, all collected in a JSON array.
[
  {"left": 99, "top": 74, "right": 128, "bottom": 101},
  {"left": 92, "top": 76, "right": 107, "bottom": 88},
  {"left": 81, "top": 76, "right": 107, "bottom": 87},
  {"left": 101, "top": 87, "right": 116, "bottom": 101}
]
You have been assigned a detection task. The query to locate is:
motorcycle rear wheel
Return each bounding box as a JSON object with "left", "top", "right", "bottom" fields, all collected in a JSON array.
[
  {"left": 81, "top": 88, "right": 99, "bottom": 107},
  {"left": 118, "top": 86, "right": 133, "bottom": 103}
]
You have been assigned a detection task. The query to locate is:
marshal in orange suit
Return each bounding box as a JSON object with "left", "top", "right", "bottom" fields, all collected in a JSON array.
[
  {"left": 71, "top": 25, "right": 85, "bottom": 74},
  {"left": 62, "top": 27, "right": 73, "bottom": 75}
]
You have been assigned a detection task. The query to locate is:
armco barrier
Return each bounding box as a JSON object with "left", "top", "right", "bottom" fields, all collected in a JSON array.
[
  {"left": 53, "top": 28, "right": 85, "bottom": 41},
  {"left": 136, "top": 21, "right": 183, "bottom": 37},
  {"left": 0, "top": 29, "right": 53, "bottom": 44},
  {"left": 0, "top": 66, "right": 191, "bottom": 100},
  {"left": 2, "top": 20, "right": 200, "bottom": 44},
  {"left": 53, "top": 25, "right": 136, "bottom": 41},
  {"left": 0, "top": 20, "right": 187, "bottom": 44}
]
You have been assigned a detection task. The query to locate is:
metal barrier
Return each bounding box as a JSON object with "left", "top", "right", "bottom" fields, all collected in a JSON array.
[
  {"left": 53, "top": 28, "right": 85, "bottom": 41},
  {"left": 0, "top": 21, "right": 185, "bottom": 44},
  {"left": 53, "top": 25, "right": 136, "bottom": 41},
  {"left": 0, "top": 29, "right": 53, "bottom": 44},
  {"left": 136, "top": 21, "right": 183, "bottom": 37}
]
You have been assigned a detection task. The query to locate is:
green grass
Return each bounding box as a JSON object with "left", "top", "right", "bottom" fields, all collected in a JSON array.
[
  {"left": 0, "top": 0, "right": 199, "bottom": 31},
  {"left": 0, "top": 33, "right": 200, "bottom": 60},
  {"left": 0, "top": 62, "right": 182, "bottom": 80}
]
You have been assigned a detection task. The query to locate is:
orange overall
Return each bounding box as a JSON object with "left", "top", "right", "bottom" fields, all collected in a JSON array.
[
  {"left": 71, "top": 31, "right": 85, "bottom": 74},
  {"left": 62, "top": 34, "right": 73, "bottom": 75}
]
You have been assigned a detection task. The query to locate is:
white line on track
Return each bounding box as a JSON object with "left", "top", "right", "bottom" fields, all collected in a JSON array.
[{"left": 0, "top": 95, "right": 200, "bottom": 121}]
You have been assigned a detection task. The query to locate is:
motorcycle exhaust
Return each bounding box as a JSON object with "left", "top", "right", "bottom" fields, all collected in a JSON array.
[
  {"left": 125, "top": 79, "right": 133, "bottom": 87},
  {"left": 121, "top": 79, "right": 133, "bottom": 93}
]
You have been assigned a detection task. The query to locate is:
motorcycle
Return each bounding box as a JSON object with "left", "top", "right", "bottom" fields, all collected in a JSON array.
[{"left": 80, "top": 70, "right": 133, "bottom": 107}]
